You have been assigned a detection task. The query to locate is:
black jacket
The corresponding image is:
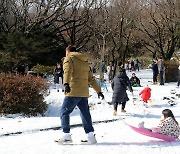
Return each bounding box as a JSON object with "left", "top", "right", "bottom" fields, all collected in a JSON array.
[
  {"left": 130, "top": 76, "right": 140, "bottom": 86},
  {"left": 111, "top": 71, "right": 133, "bottom": 103},
  {"left": 53, "top": 67, "right": 63, "bottom": 84},
  {"left": 152, "top": 63, "right": 159, "bottom": 75}
]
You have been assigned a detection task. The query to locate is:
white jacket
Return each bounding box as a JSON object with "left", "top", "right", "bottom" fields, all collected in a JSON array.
[{"left": 157, "top": 117, "right": 180, "bottom": 138}]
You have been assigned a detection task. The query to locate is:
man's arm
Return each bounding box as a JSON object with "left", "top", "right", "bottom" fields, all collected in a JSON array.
[
  {"left": 127, "top": 78, "right": 133, "bottom": 92},
  {"left": 88, "top": 70, "right": 101, "bottom": 93},
  {"left": 63, "top": 56, "right": 73, "bottom": 84}
]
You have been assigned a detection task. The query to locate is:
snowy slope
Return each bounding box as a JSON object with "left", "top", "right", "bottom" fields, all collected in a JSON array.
[{"left": 0, "top": 69, "right": 180, "bottom": 154}]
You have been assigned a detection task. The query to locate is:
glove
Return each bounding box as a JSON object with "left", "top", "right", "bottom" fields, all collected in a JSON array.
[
  {"left": 64, "top": 83, "right": 71, "bottom": 93},
  {"left": 98, "top": 92, "right": 104, "bottom": 100}
]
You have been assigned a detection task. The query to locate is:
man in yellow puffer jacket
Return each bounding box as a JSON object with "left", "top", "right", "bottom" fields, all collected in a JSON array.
[{"left": 59, "top": 45, "right": 104, "bottom": 144}]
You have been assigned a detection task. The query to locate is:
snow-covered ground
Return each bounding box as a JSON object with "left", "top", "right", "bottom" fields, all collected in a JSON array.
[{"left": 0, "top": 69, "right": 180, "bottom": 154}]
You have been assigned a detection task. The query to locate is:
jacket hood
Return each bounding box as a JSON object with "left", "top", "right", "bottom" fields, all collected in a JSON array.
[
  {"left": 116, "top": 71, "right": 127, "bottom": 78},
  {"left": 69, "top": 52, "right": 87, "bottom": 62},
  {"left": 144, "top": 87, "right": 151, "bottom": 92}
]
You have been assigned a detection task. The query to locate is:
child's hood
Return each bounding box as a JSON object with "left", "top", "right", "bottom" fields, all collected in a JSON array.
[{"left": 144, "top": 87, "right": 151, "bottom": 92}]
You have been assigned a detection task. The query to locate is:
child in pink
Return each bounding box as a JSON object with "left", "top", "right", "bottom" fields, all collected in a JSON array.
[{"left": 139, "top": 86, "right": 151, "bottom": 103}]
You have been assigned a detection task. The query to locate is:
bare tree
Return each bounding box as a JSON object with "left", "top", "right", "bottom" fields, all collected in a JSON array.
[
  {"left": 105, "top": 0, "right": 142, "bottom": 76},
  {"left": 56, "top": 0, "right": 96, "bottom": 48},
  {"left": 138, "top": 0, "right": 180, "bottom": 60}
]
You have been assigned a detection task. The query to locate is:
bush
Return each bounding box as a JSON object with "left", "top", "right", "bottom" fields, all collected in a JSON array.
[
  {"left": 165, "top": 61, "right": 179, "bottom": 82},
  {"left": 0, "top": 73, "right": 49, "bottom": 116},
  {"left": 31, "top": 64, "right": 54, "bottom": 76}
]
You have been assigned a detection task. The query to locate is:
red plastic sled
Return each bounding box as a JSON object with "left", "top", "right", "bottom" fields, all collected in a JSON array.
[{"left": 125, "top": 122, "right": 178, "bottom": 142}]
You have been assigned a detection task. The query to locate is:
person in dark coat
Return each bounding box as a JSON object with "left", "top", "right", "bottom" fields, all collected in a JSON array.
[
  {"left": 53, "top": 63, "right": 63, "bottom": 92},
  {"left": 134, "top": 59, "right": 140, "bottom": 71},
  {"left": 111, "top": 68, "right": 133, "bottom": 115},
  {"left": 131, "top": 60, "right": 135, "bottom": 71},
  {"left": 158, "top": 57, "right": 165, "bottom": 85},
  {"left": 152, "top": 60, "right": 159, "bottom": 84},
  {"left": 130, "top": 73, "right": 141, "bottom": 87}
]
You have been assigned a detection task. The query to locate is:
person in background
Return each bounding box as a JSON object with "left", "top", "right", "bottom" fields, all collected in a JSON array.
[
  {"left": 131, "top": 60, "right": 135, "bottom": 71},
  {"left": 107, "top": 61, "right": 114, "bottom": 83},
  {"left": 100, "top": 61, "right": 106, "bottom": 82},
  {"left": 100, "top": 61, "right": 106, "bottom": 73},
  {"left": 111, "top": 68, "right": 133, "bottom": 115},
  {"left": 130, "top": 73, "right": 141, "bottom": 87},
  {"left": 134, "top": 59, "right": 140, "bottom": 71},
  {"left": 124, "top": 62, "right": 129, "bottom": 71},
  {"left": 58, "top": 45, "right": 104, "bottom": 144},
  {"left": 53, "top": 63, "right": 63, "bottom": 92},
  {"left": 128, "top": 61, "right": 131, "bottom": 72},
  {"left": 151, "top": 60, "right": 159, "bottom": 85},
  {"left": 158, "top": 57, "right": 165, "bottom": 85}
]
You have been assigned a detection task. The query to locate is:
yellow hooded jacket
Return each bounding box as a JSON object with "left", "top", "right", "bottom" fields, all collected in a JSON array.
[{"left": 63, "top": 52, "right": 101, "bottom": 97}]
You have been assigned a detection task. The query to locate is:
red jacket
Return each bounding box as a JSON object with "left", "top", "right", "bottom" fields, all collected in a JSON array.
[{"left": 139, "top": 87, "right": 151, "bottom": 103}]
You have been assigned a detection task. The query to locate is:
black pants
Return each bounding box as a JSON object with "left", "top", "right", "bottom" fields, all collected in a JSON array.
[
  {"left": 159, "top": 71, "right": 164, "bottom": 85},
  {"left": 114, "top": 102, "right": 126, "bottom": 111},
  {"left": 153, "top": 73, "right": 158, "bottom": 83}
]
